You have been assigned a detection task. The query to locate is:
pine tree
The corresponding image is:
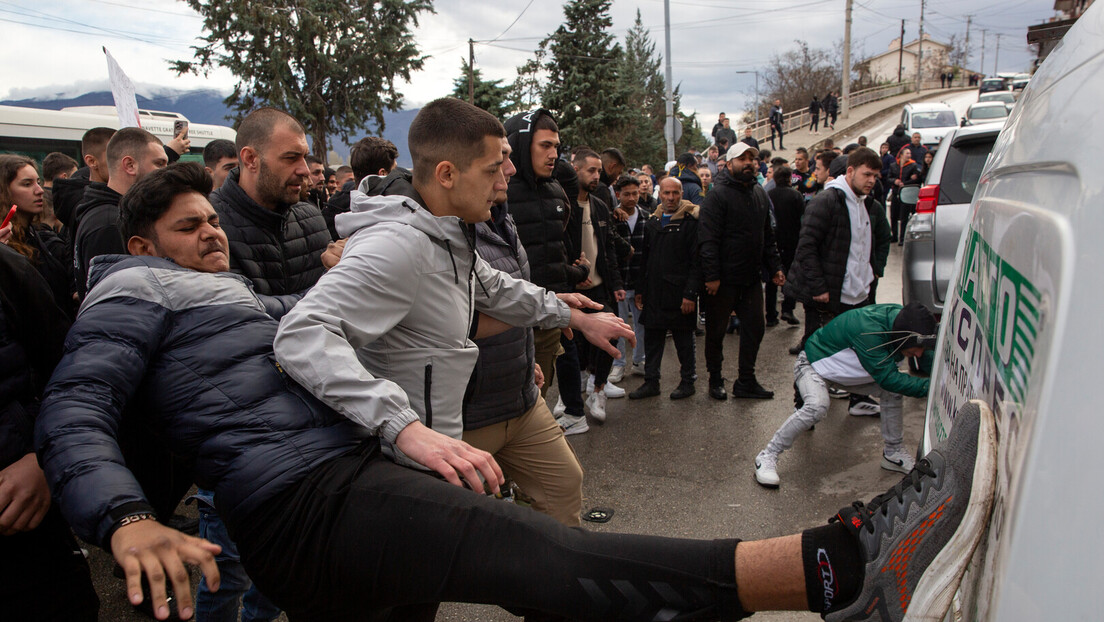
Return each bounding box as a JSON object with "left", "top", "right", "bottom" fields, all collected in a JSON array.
[
  {"left": 172, "top": 0, "right": 432, "bottom": 159},
  {"left": 616, "top": 10, "right": 667, "bottom": 168},
  {"left": 451, "top": 58, "right": 512, "bottom": 121},
  {"left": 539, "top": 0, "right": 632, "bottom": 152}
]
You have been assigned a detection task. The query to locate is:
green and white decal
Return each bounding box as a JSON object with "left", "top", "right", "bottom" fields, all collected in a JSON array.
[{"left": 933, "top": 228, "right": 1043, "bottom": 443}]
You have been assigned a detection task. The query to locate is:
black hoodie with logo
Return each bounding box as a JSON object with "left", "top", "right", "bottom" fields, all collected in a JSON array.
[
  {"left": 72, "top": 182, "right": 125, "bottom": 298},
  {"left": 504, "top": 110, "right": 588, "bottom": 293}
]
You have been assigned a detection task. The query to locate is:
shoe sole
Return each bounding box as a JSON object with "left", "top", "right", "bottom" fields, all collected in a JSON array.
[
  {"left": 902, "top": 399, "right": 997, "bottom": 622},
  {"left": 731, "top": 393, "right": 774, "bottom": 400},
  {"left": 848, "top": 407, "right": 881, "bottom": 416}
]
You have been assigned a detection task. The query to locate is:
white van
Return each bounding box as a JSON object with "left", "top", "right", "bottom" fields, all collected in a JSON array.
[
  {"left": 921, "top": 3, "right": 1104, "bottom": 619},
  {"left": 901, "top": 102, "right": 958, "bottom": 149}
]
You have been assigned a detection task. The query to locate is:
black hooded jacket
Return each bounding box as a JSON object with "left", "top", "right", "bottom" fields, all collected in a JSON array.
[
  {"left": 504, "top": 110, "right": 588, "bottom": 293},
  {"left": 208, "top": 168, "right": 330, "bottom": 298},
  {"left": 72, "top": 182, "right": 125, "bottom": 298},
  {"left": 887, "top": 126, "right": 911, "bottom": 157},
  {"left": 51, "top": 168, "right": 92, "bottom": 242}
]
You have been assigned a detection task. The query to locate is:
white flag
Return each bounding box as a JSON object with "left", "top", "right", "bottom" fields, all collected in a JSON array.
[{"left": 104, "top": 47, "right": 141, "bottom": 128}]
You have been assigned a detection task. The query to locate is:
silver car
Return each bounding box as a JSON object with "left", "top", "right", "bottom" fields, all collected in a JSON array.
[{"left": 901, "top": 123, "right": 1002, "bottom": 317}]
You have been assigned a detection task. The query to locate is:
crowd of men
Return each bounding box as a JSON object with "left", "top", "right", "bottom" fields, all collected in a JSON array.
[{"left": 0, "top": 96, "right": 997, "bottom": 622}]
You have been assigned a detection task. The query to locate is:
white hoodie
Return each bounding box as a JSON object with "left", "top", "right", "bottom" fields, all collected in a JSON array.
[
  {"left": 274, "top": 191, "right": 571, "bottom": 466},
  {"left": 825, "top": 176, "right": 874, "bottom": 305}
]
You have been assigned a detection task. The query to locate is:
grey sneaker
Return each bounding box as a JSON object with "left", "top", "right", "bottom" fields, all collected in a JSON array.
[{"left": 825, "top": 400, "right": 997, "bottom": 622}]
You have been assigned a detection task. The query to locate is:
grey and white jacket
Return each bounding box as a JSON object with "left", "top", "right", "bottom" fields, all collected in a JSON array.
[{"left": 273, "top": 192, "right": 572, "bottom": 465}]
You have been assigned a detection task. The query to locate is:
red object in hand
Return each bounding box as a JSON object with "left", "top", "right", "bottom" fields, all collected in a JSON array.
[{"left": 1, "top": 205, "right": 17, "bottom": 229}]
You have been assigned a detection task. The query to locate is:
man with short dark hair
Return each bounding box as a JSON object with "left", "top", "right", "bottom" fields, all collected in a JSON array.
[
  {"left": 672, "top": 152, "right": 706, "bottom": 206},
  {"left": 209, "top": 107, "right": 331, "bottom": 302},
  {"left": 699, "top": 143, "right": 785, "bottom": 400},
  {"left": 304, "top": 154, "right": 328, "bottom": 211},
  {"left": 610, "top": 174, "right": 650, "bottom": 383},
  {"left": 322, "top": 136, "right": 400, "bottom": 239},
  {"left": 333, "top": 165, "right": 354, "bottom": 190},
  {"left": 783, "top": 147, "right": 892, "bottom": 365},
  {"left": 714, "top": 118, "right": 738, "bottom": 153},
  {"left": 80, "top": 127, "right": 116, "bottom": 184},
  {"left": 37, "top": 113, "right": 998, "bottom": 622},
  {"left": 741, "top": 127, "right": 760, "bottom": 151},
  {"left": 42, "top": 152, "right": 79, "bottom": 186},
  {"left": 570, "top": 149, "right": 628, "bottom": 422},
  {"left": 72, "top": 127, "right": 168, "bottom": 298},
  {"left": 202, "top": 139, "right": 238, "bottom": 189},
  {"left": 711, "top": 111, "right": 726, "bottom": 140},
  {"left": 597, "top": 147, "right": 626, "bottom": 207}
]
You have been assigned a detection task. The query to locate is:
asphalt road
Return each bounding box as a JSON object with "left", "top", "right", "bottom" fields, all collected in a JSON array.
[{"left": 85, "top": 248, "right": 927, "bottom": 622}]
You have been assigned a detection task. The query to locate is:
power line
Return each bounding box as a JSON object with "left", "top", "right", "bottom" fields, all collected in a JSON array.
[{"left": 485, "top": 0, "right": 537, "bottom": 43}]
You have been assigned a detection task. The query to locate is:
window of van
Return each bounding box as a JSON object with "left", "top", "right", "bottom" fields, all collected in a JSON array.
[{"left": 911, "top": 110, "right": 957, "bottom": 128}]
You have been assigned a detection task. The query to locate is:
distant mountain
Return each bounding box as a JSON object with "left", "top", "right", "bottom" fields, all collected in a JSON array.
[{"left": 1, "top": 88, "right": 418, "bottom": 167}]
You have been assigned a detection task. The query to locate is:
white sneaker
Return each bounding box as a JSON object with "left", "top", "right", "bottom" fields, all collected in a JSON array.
[
  {"left": 602, "top": 382, "right": 626, "bottom": 398},
  {"left": 553, "top": 396, "right": 566, "bottom": 416},
  {"left": 881, "top": 448, "right": 915, "bottom": 474},
  {"left": 631, "top": 362, "right": 646, "bottom": 376},
  {"left": 557, "top": 414, "right": 589, "bottom": 436},
  {"left": 754, "top": 450, "right": 781, "bottom": 488},
  {"left": 586, "top": 374, "right": 595, "bottom": 395},
  {"left": 848, "top": 399, "right": 881, "bottom": 417},
  {"left": 585, "top": 391, "right": 607, "bottom": 423},
  {"left": 608, "top": 365, "right": 625, "bottom": 383}
]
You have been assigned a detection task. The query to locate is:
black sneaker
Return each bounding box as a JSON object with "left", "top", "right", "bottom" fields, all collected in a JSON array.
[
  {"left": 669, "top": 381, "right": 695, "bottom": 400},
  {"left": 780, "top": 310, "right": 800, "bottom": 325},
  {"left": 825, "top": 400, "right": 997, "bottom": 622},
  {"left": 731, "top": 378, "right": 774, "bottom": 399},
  {"left": 765, "top": 317, "right": 779, "bottom": 327},
  {"left": 708, "top": 377, "right": 728, "bottom": 400},
  {"left": 628, "top": 380, "right": 660, "bottom": 399},
  {"left": 788, "top": 342, "right": 804, "bottom": 355}
]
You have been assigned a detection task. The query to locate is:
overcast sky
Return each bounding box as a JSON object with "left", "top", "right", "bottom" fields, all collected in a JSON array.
[{"left": 1, "top": 0, "right": 1056, "bottom": 127}]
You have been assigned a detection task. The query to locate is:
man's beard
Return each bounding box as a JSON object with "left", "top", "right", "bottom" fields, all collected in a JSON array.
[
  {"left": 258, "top": 159, "right": 300, "bottom": 205},
  {"left": 734, "top": 167, "right": 757, "bottom": 184}
]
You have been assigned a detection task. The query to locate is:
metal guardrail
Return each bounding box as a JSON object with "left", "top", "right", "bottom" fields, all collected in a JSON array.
[{"left": 740, "top": 82, "right": 922, "bottom": 146}]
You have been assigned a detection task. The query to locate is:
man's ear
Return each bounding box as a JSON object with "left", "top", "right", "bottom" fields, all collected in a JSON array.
[
  {"left": 240, "top": 146, "right": 259, "bottom": 173},
  {"left": 434, "top": 161, "right": 457, "bottom": 189},
  {"left": 127, "top": 235, "right": 157, "bottom": 257},
  {"left": 121, "top": 155, "right": 138, "bottom": 178}
]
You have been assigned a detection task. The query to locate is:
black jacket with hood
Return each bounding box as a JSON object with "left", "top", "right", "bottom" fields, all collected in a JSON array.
[
  {"left": 887, "top": 125, "right": 911, "bottom": 157},
  {"left": 505, "top": 110, "right": 588, "bottom": 293},
  {"left": 72, "top": 181, "right": 125, "bottom": 298}
]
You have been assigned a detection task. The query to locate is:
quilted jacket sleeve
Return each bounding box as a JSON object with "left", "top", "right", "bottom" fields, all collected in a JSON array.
[{"left": 35, "top": 270, "right": 172, "bottom": 547}]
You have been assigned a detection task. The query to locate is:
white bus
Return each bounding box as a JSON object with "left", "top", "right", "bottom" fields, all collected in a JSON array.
[{"left": 0, "top": 104, "right": 236, "bottom": 164}]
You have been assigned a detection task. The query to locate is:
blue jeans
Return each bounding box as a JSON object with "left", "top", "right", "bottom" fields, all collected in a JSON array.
[
  {"left": 192, "top": 489, "right": 281, "bottom": 622},
  {"left": 614, "top": 291, "right": 646, "bottom": 367}
]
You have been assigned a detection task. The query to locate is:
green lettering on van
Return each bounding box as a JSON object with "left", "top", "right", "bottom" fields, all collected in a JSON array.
[{"left": 956, "top": 229, "right": 1042, "bottom": 405}]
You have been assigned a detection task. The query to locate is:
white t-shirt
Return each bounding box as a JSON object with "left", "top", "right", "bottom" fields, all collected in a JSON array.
[
  {"left": 825, "top": 176, "right": 874, "bottom": 305},
  {"left": 578, "top": 197, "right": 602, "bottom": 290}
]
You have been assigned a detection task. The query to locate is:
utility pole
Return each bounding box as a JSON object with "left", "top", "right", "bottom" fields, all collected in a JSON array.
[
  {"left": 980, "top": 29, "right": 987, "bottom": 77},
  {"left": 994, "top": 33, "right": 1001, "bottom": 75},
  {"left": 663, "top": 0, "right": 676, "bottom": 162},
  {"left": 898, "top": 20, "right": 905, "bottom": 83},
  {"left": 964, "top": 15, "right": 973, "bottom": 76},
  {"left": 842, "top": 0, "right": 853, "bottom": 119},
  {"left": 916, "top": 0, "right": 926, "bottom": 92},
  {"left": 467, "top": 39, "right": 475, "bottom": 104}
]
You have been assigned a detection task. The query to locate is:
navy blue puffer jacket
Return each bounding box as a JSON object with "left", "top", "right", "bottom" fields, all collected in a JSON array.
[{"left": 35, "top": 255, "right": 370, "bottom": 547}]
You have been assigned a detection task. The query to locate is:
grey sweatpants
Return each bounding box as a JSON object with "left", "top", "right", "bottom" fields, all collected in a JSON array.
[{"left": 765, "top": 352, "right": 904, "bottom": 456}]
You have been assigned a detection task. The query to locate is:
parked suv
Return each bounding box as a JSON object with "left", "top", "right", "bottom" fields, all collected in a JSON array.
[
  {"left": 900, "top": 102, "right": 958, "bottom": 148},
  {"left": 901, "top": 123, "right": 1002, "bottom": 316}
]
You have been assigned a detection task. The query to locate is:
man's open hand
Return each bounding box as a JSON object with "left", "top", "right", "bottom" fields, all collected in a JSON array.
[{"left": 111, "top": 520, "right": 221, "bottom": 620}]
